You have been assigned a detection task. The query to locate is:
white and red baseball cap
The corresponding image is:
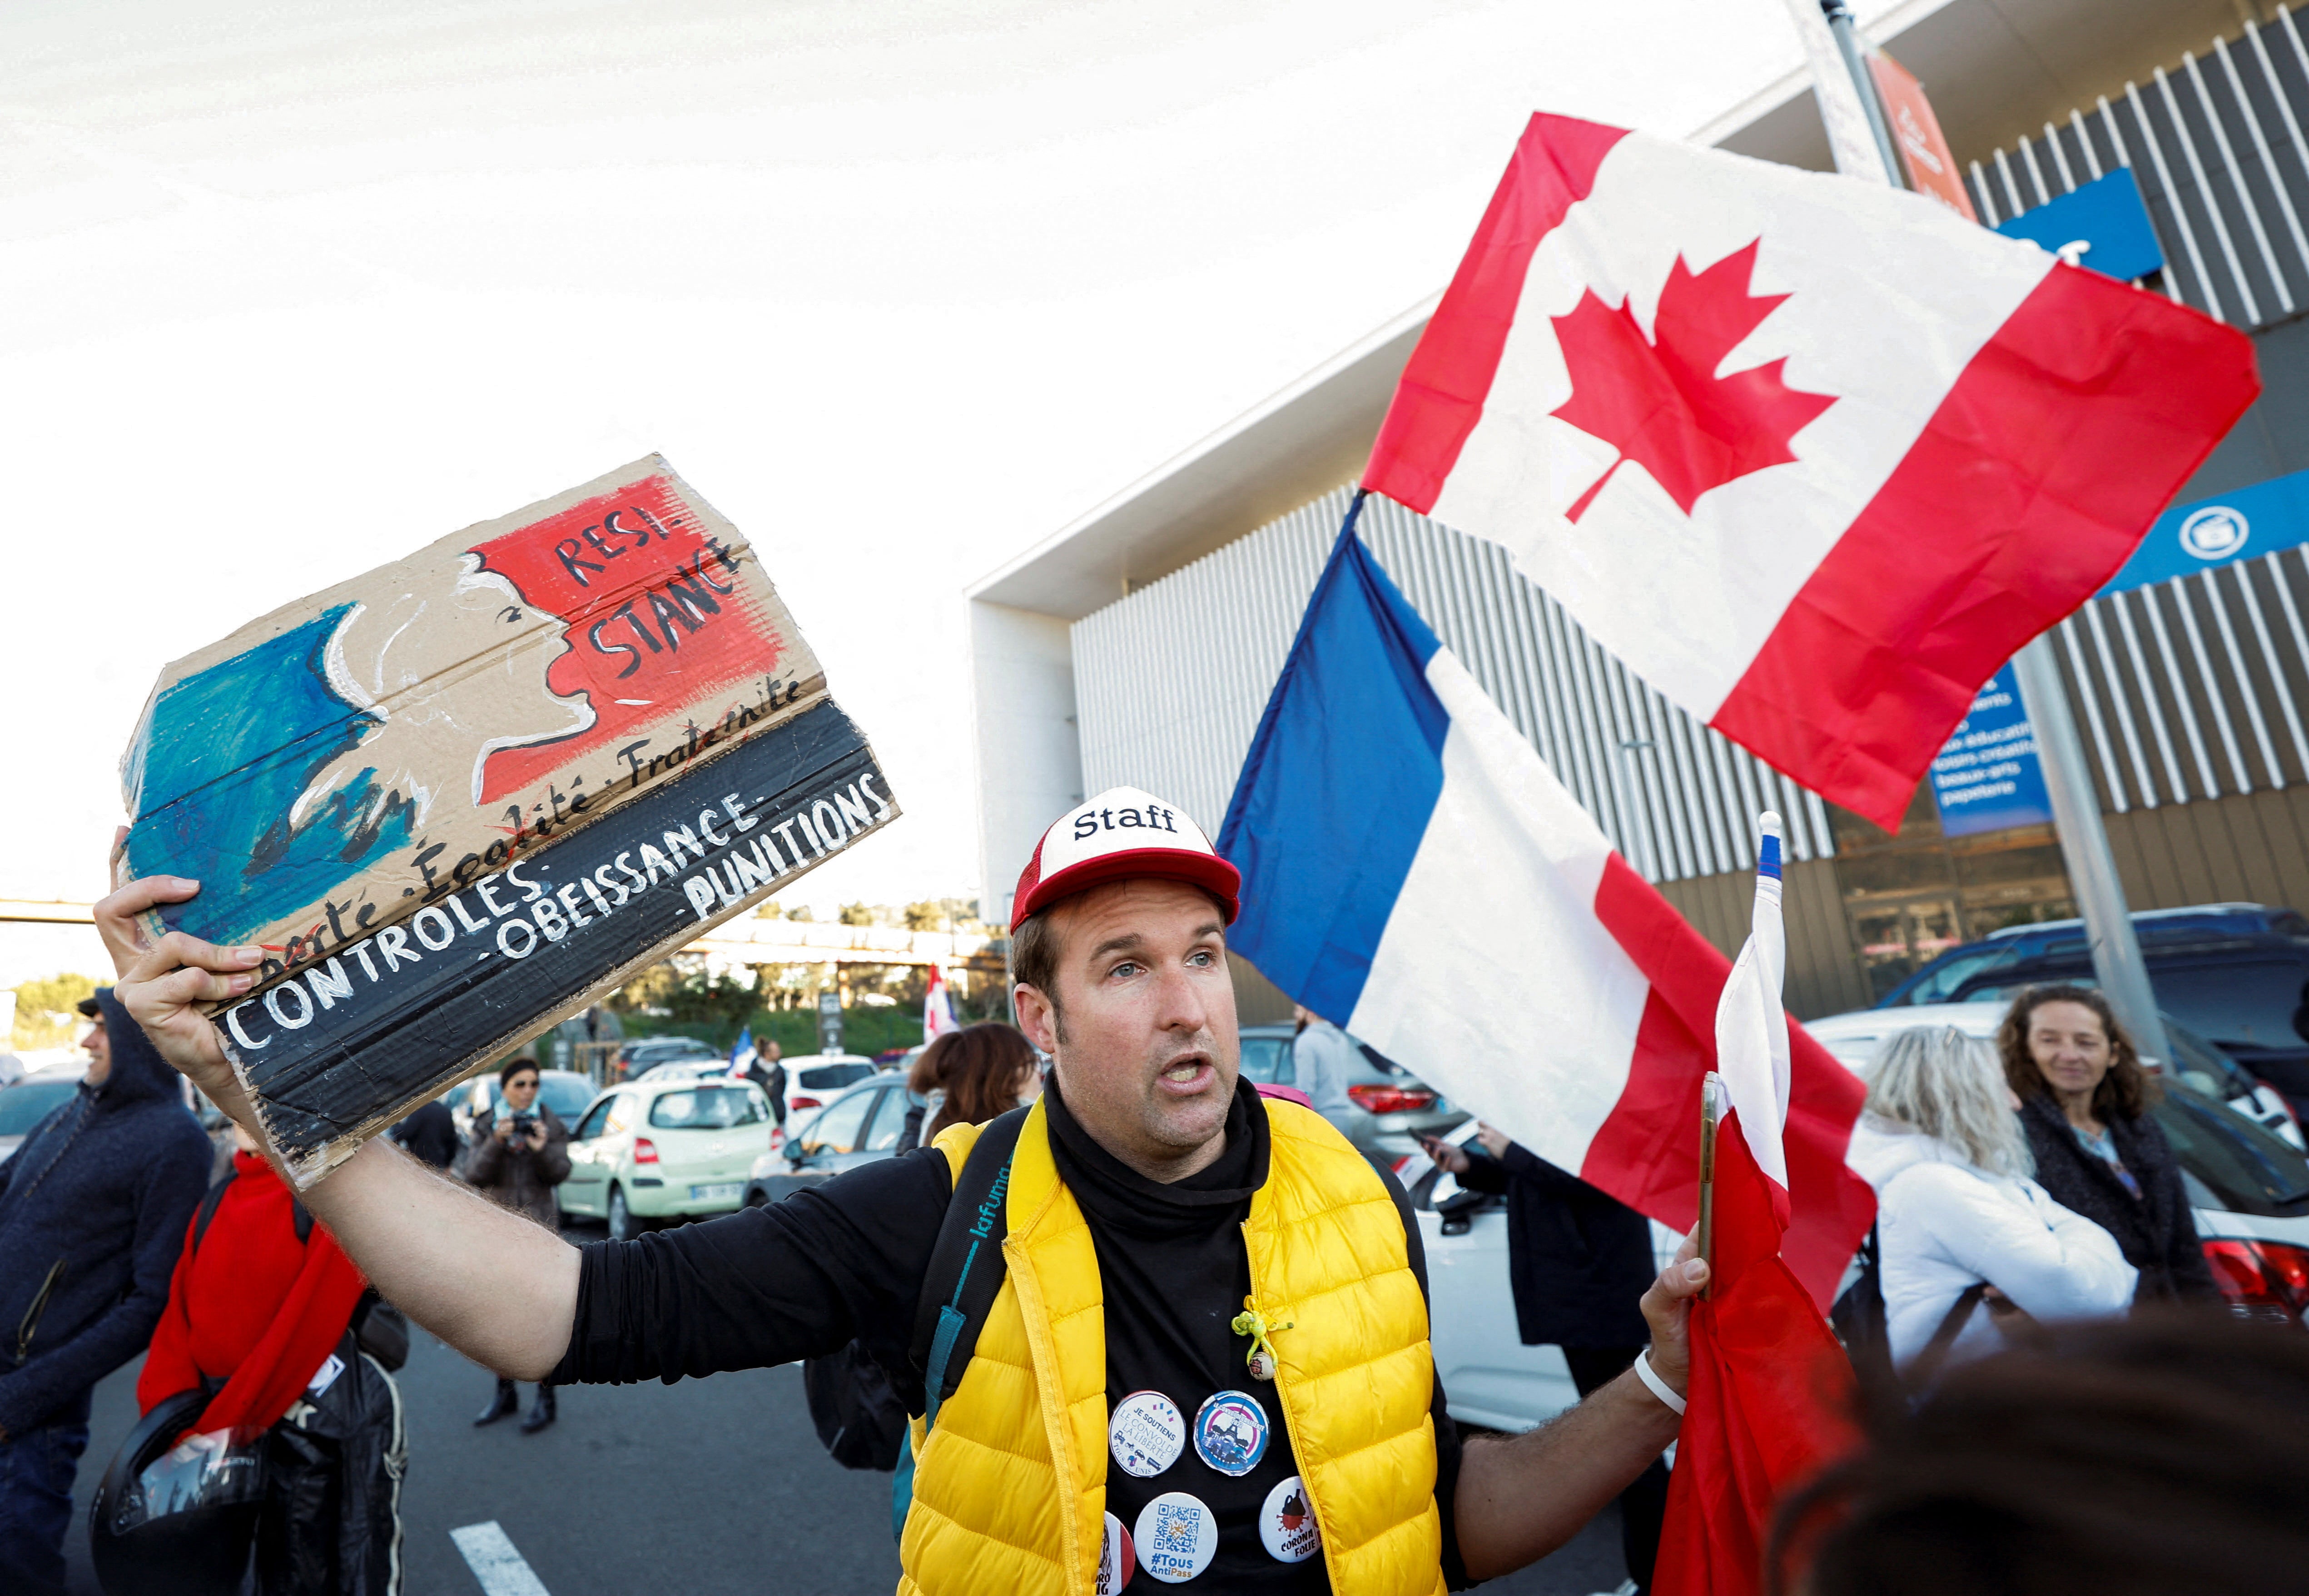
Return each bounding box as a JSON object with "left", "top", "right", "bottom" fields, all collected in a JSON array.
[{"left": 1012, "top": 786, "right": 1241, "bottom": 925}]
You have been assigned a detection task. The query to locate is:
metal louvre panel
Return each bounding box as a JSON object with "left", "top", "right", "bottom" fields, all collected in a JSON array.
[
  {"left": 1966, "top": 6, "right": 2309, "bottom": 330},
  {"left": 1069, "top": 491, "right": 1834, "bottom": 885},
  {"left": 2047, "top": 549, "right": 2309, "bottom": 810}
]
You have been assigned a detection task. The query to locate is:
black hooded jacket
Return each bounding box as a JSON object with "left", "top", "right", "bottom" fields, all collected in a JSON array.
[{"left": 0, "top": 989, "right": 211, "bottom": 1433}]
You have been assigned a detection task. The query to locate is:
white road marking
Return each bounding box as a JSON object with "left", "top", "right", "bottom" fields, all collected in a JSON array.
[{"left": 451, "top": 1521, "right": 551, "bottom": 1596}]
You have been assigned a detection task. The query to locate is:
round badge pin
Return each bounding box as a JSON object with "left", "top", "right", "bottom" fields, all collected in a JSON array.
[
  {"left": 1133, "top": 1491, "right": 1219, "bottom": 1585},
  {"left": 1109, "top": 1390, "right": 1187, "bottom": 1479},
  {"left": 1192, "top": 1390, "right": 1270, "bottom": 1477},
  {"left": 1260, "top": 1475, "right": 1322, "bottom": 1564},
  {"left": 1097, "top": 1510, "right": 1136, "bottom": 1594}
]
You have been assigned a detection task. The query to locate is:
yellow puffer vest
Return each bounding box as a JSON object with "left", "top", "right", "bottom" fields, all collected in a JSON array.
[{"left": 897, "top": 1094, "right": 1444, "bottom": 1596}]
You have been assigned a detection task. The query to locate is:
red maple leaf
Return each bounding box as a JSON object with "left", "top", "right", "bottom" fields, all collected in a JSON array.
[{"left": 1550, "top": 240, "right": 1834, "bottom": 521}]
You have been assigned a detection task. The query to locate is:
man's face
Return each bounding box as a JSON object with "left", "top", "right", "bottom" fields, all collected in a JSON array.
[
  {"left": 1013, "top": 878, "right": 1239, "bottom": 1180},
  {"left": 83, "top": 1018, "right": 111, "bottom": 1086}
]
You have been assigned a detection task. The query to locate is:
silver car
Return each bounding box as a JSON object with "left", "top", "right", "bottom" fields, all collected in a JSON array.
[
  {"left": 1236, "top": 1023, "right": 1464, "bottom": 1160},
  {"left": 742, "top": 1075, "right": 915, "bottom": 1208}
]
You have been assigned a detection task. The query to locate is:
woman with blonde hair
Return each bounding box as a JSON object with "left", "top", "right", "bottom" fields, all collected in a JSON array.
[{"left": 1846, "top": 1024, "right": 2134, "bottom": 1374}]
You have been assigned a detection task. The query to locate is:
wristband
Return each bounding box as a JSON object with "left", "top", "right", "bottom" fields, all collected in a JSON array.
[{"left": 1634, "top": 1349, "right": 1686, "bottom": 1416}]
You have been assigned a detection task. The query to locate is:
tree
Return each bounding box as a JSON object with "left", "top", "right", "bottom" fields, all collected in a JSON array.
[
  {"left": 12, "top": 972, "right": 101, "bottom": 1051},
  {"left": 838, "top": 902, "right": 875, "bottom": 927},
  {"left": 903, "top": 901, "right": 945, "bottom": 931}
]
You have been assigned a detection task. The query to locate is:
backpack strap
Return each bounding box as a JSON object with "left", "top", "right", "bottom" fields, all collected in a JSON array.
[
  {"left": 1904, "top": 1283, "right": 1989, "bottom": 1392},
  {"left": 891, "top": 1104, "right": 1028, "bottom": 1543},
  {"left": 190, "top": 1169, "right": 237, "bottom": 1252},
  {"left": 193, "top": 1168, "right": 316, "bottom": 1251},
  {"left": 909, "top": 1104, "right": 1029, "bottom": 1411}
]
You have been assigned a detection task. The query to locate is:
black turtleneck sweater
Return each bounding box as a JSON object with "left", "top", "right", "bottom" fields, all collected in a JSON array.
[{"left": 554, "top": 1079, "right": 1468, "bottom": 1590}]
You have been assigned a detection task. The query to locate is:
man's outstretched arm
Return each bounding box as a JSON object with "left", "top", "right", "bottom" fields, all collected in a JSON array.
[
  {"left": 1452, "top": 1243, "right": 1705, "bottom": 1581},
  {"left": 99, "top": 872, "right": 580, "bottom": 1382}
]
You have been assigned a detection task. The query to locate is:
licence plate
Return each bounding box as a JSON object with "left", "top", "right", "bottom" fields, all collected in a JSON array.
[{"left": 689, "top": 1183, "right": 743, "bottom": 1202}]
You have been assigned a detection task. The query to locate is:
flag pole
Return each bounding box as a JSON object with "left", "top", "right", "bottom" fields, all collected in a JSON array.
[
  {"left": 1793, "top": 5, "right": 2176, "bottom": 1071},
  {"left": 1696, "top": 1072, "right": 1725, "bottom": 1298}
]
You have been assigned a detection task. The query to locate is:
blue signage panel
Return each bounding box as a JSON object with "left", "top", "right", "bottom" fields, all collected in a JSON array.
[
  {"left": 1993, "top": 167, "right": 2165, "bottom": 283},
  {"left": 2100, "top": 466, "right": 2309, "bottom": 596},
  {"left": 1928, "top": 665, "right": 2054, "bottom": 838}
]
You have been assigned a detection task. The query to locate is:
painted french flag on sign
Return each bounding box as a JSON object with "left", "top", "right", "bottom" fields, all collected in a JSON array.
[
  {"left": 1218, "top": 522, "right": 1871, "bottom": 1305},
  {"left": 1363, "top": 113, "right": 2259, "bottom": 829}
]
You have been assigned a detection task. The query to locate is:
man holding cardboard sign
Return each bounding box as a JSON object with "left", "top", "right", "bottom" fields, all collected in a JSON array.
[{"left": 106, "top": 785, "right": 1707, "bottom": 1595}]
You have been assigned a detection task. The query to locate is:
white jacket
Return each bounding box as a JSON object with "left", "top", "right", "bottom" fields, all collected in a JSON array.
[{"left": 1847, "top": 1115, "right": 2137, "bottom": 1368}]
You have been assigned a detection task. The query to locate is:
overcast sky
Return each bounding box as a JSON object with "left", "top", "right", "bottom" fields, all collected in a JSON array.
[{"left": 0, "top": 0, "right": 1888, "bottom": 926}]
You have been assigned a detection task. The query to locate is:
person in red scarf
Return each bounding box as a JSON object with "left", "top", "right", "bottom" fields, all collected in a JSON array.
[{"left": 137, "top": 1127, "right": 408, "bottom": 1594}]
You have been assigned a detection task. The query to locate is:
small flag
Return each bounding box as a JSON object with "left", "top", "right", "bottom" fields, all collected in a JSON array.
[
  {"left": 1651, "top": 816, "right": 1859, "bottom": 1596},
  {"left": 727, "top": 1024, "right": 756, "bottom": 1079},
  {"left": 924, "top": 965, "right": 959, "bottom": 1043}
]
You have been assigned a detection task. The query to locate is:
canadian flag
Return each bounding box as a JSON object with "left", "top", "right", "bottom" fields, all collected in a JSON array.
[{"left": 1364, "top": 114, "right": 2259, "bottom": 828}]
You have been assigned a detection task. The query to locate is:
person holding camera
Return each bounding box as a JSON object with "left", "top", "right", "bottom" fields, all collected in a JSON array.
[{"left": 462, "top": 1059, "right": 570, "bottom": 1433}]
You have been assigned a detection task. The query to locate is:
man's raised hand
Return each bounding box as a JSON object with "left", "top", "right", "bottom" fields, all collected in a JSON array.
[{"left": 95, "top": 866, "right": 267, "bottom": 1130}]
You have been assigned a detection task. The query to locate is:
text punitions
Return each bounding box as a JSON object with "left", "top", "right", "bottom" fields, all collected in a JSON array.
[
  {"left": 1109, "top": 1390, "right": 1187, "bottom": 1479},
  {"left": 1192, "top": 1391, "right": 1270, "bottom": 1478},
  {"left": 1259, "top": 1476, "right": 1321, "bottom": 1565},
  {"left": 1097, "top": 1511, "right": 1136, "bottom": 1595},
  {"left": 1132, "top": 1492, "right": 1218, "bottom": 1585}
]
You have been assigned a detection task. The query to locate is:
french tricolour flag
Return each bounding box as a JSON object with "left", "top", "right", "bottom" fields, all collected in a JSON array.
[
  {"left": 1363, "top": 113, "right": 2259, "bottom": 829},
  {"left": 1218, "top": 520, "right": 1871, "bottom": 1305}
]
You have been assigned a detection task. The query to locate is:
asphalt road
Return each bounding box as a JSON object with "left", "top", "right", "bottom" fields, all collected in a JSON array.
[{"left": 60, "top": 1220, "right": 1629, "bottom": 1596}]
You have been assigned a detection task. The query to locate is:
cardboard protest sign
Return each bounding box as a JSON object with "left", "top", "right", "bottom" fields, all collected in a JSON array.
[
  {"left": 117, "top": 455, "right": 824, "bottom": 982},
  {"left": 114, "top": 455, "right": 899, "bottom": 1183},
  {"left": 221, "top": 698, "right": 894, "bottom": 1186}
]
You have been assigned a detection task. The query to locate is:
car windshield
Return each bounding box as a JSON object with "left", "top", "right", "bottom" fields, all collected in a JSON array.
[
  {"left": 799, "top": 1063, "right": 873, "bottom": 1091},
  {"left": 1899, "top": 948, "right": 2014, "bottom": 1005},
  {"left": 2153, "top": 1084, "right": 2309, "bottom": 1216},
  {"left": 0, "top": 1080, "right": 77, "bottom": 1137},
  {"left": 537, "top": 1076, "right": 596, "bottom": 1124},
  {"left": 1239, "top": 1036, "right": 1291, "bottom": 1085},
  {"left": 2162, "top": 1018, "right": 2256, "bottom": 1099},
  {"left": 649, "top": 1086, "right": 762, "bottom": 1130}
]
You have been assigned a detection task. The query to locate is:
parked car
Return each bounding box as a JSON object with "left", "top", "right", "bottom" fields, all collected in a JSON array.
[
  {"left": 1806, "top": 1002, "right": 2309, "bottom": 1327},
  {"left": 1235, "top": 1023, "right": 1464, "bottom": 1160},
  {"left": 1410, "top": 1001, "right": 2309, "bottom": 1435},
  {"left": 451, "top": 1067, "right": 601, "bottom": 1149},
  {"left": 0, "top": 1062, "right": 88, "bottom": 1165},
  {"left": 614, "top": 1035, "right": 722, "bottom": 1080},
  {"left": 1874, "top": 903, "right": 2309, "bottom": 1113},
  {"left": 778, "top": 1053, "right": 882, "bottom": 1121},
  {"left": 560, "top": 1076, "right": 778, "bottom": 1241},
  {"left": 741, "top": 1075, "right": 918, "bottom": 1208}
]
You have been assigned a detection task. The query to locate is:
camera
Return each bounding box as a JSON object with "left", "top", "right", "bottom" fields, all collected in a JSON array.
[{"left": 505, "top": 1111, "right": 537, "bottom": 1139}]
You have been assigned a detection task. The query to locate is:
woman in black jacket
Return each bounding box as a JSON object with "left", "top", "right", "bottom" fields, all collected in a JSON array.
[
  {"left": 1999, "top": 984, "right": 2216, "bottom": 1303},
  {"left": 1428, "top": 1124, "right": 1667, "bottom": 1593}
]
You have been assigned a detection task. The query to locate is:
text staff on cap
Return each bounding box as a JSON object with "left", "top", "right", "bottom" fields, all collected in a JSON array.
[{"left": 100, "top": 786, "right": 1708, "bottom": 1593}]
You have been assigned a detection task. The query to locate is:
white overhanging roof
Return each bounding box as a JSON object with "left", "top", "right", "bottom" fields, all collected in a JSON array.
[{"left": 968, "top": 0, "right": 2244, "bottom": 622}]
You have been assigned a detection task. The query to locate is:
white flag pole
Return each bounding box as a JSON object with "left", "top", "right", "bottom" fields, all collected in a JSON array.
[{"left": 1787, "top": 0, "right": 2175, "bottom": 1069}]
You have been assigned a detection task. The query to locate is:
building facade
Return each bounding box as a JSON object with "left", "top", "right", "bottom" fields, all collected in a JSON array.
[{"left": 969, "top": 0, "right": 2309, "bottom": 1021}]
